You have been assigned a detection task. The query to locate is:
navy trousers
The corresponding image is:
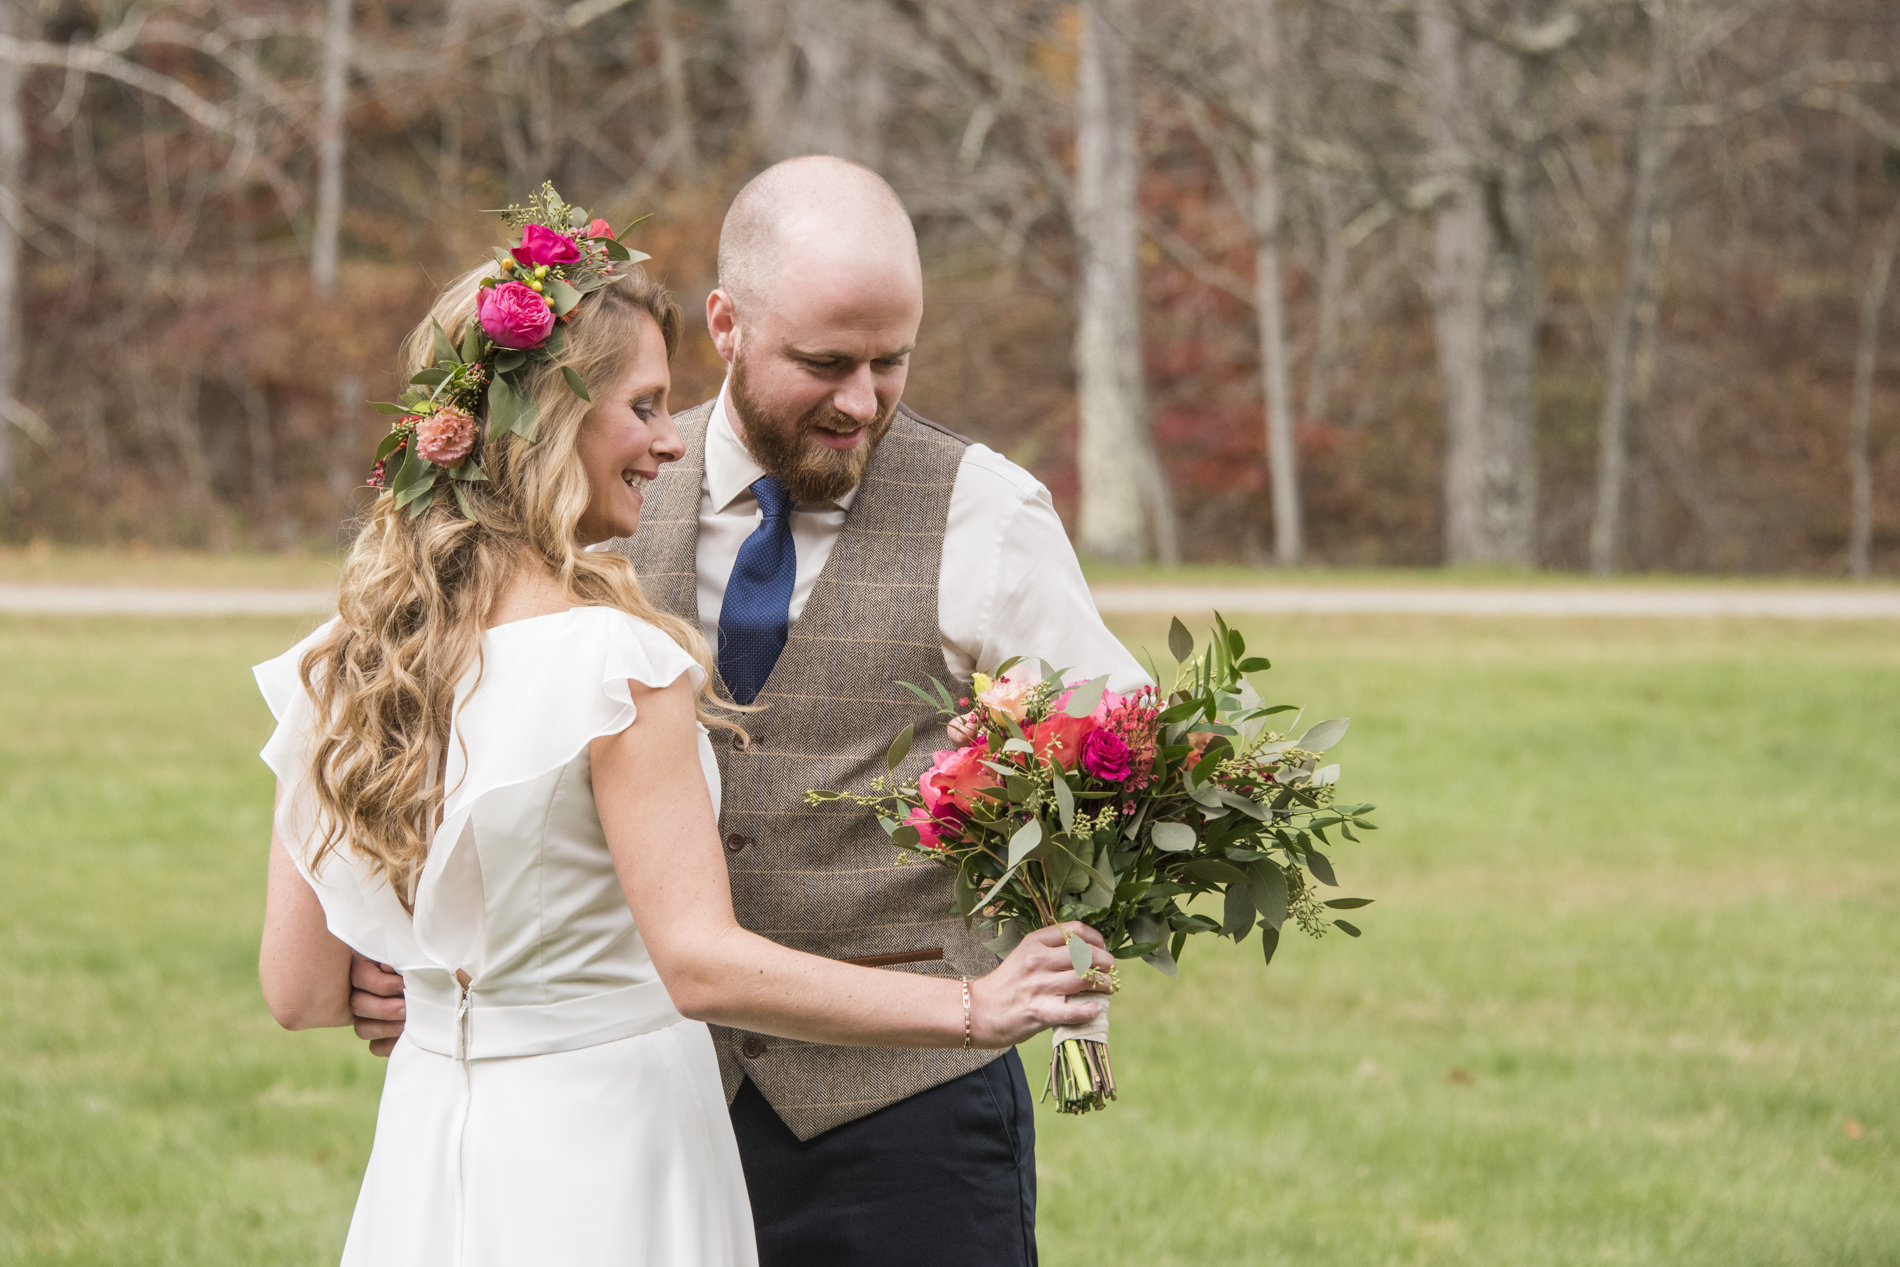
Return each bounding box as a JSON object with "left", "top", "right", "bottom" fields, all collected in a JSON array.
[{"left": 727, "top": 1048, "right": 1039, "bottom": 1267}]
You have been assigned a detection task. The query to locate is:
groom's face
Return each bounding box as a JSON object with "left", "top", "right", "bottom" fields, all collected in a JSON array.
[{"left": 711, "top": 249, "right": 923, "bottom": 505}]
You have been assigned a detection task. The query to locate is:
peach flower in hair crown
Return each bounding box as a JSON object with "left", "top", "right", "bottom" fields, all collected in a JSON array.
[{"left": 365, "top": 182, "right": 653, "bottom": 520}]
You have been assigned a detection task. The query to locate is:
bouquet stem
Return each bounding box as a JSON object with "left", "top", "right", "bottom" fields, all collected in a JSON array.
[{"left": 1045, "top": 1001, "right": 1115, "bottom": 1114}]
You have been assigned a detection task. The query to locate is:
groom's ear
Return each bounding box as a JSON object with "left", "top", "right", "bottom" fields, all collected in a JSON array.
[{"left": 707, "top": 289, "right": 740, "bottom": 364}]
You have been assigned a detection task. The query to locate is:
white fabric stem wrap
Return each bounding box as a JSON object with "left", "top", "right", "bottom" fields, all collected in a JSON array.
[{"left": 1050, "top": 997, "right": 1110, "bottom": 1046}]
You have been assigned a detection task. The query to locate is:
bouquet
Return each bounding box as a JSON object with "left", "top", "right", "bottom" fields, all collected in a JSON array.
[{"left": 808, "top": 615, "right": 1375, "bottom": 1114}]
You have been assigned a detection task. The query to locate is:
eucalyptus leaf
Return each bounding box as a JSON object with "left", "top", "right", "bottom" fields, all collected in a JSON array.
[
  {"left": 374, "top": 430, "right": 408, "bottom": 462},
  {"left": 618, "top": 213, "right": 653, "bottom": 239},
  {"left": 884, "top": 724, "right": 914, "bottom": 772},
  {"left": 984, "top": 920, "right": 1025, "bottom": 958},
  {"left": 1307, "top": 849, "right": 1339, "bottom": 887},
  {"left": 1237, "top": 656, "right": 1271, "bottom": 672},
  {"left": 1062, "top": 674, "right": 1109, "bottom": 719},
  {"left": 431, "top": 318, "right": 460, "bottom": 365},
  {"left": 1247, "top": 860, "right": 1288, "bottom": 930},
  {"left": 487, "top": 374, "right": 529, "bottom": 442},
  {"left": 1185, "top": 859, "right": 1250, "bottom": 886},
  {"left": 1259, "top": 923, "right": 1281, "bottom": 967},
  {"left": 494, "top": 350, "right": 526, "bottom": 373},
  {"left": 410, "top": 368, "right": 450, "bottom": 387},
  {"left": 1297, "top": 717, "right": 1351, "bottom": 752},
  {"left": 545, "top": 276, "right": 583, "bottom": 316},
  {"left": 1052, "top": 775, "right": 1076, "bottom": 833},
  {"left": 448, "top": 460, "right": 487, "bottom": 483},
  {"left": 1000, "top": 738, "right": 1035, "bottom": 755},
  {"left": 1150, "top": 822, "right": 1196, "bottom": 852},
  {"left": 451, "top": 482, "right": 478, "bottom": 520},
  {"left": 561, "top": 364, "right": 591, "bottom": 401},
  {"left": 1222, "top": 884, "right": 1254, "bottom": 937},
  {"left": 1007, "top": 818, "right": 1043, "bottom": 866},
  {"left": 460, "top": 324, "right": 484, "bottom": 366},
  {"left": 1168, "top": 617, "right": 1194, "bottom": 663},
  {"left": 1325, "top": 897, "right": 1374, "bottom": 909},
  {"left": 1334, "top": 919, "right": 1363, "bottom": 937},
  {"left": 1065, "top": 932, "right": 1092, "bottom": 977},
  {"left": 369, "top": 401, "right": 408, "bottom": 416},
  {"left": 599, "top": 236, "right": 631, "bottom": 261},
  {"left": 1215, "top": 789, "right": 1270, "bottom": 820}
]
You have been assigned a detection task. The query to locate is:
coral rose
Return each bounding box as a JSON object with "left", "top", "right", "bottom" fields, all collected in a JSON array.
[
  {"left": 918, "top": 736, "right": 1000, "bottom": 817},
  {"left": 1080, "top": 728, "right": 1133, "bottom": 782},
  {"left": 586, "top": 218, "right": 614, "bottom": 239},
  {"left": 511, "top": 223, "right": 582, "bottom": 267},
  {"left": 1028, "top": 712, "right": 1096, "bottom": 771},
  {"left": 478, "top": 281, "right": 555, "bottom": 349},
  {"left": 415, "top": 408, "right": 478, "bottom": 467}
]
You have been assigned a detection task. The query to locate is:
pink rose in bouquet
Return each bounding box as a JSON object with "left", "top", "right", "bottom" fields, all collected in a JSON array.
[
  {"left": 415, "top": 407, "right": 478, "bottom": 466},
  {"left": 511, "top": 223, "right": 582, "bottom": 267},
  {"left": 586, "top": 218, "right": 614, "bottom": 239},
  {"left": 478, "top": 281, "right": 556, "bottom": 349},
  {"left": 918, "top": 735, "right": 1000, "bottom": 817},
  {"left": 976, "top": 674, "right": 1034, "bottom": 722},
  {"left": 1080, "top": 728, "right": 1133, "bottom": 782}
]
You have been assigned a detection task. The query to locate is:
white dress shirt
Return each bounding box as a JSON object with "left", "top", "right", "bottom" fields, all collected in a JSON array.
[{"left": 695, "top": 383, "right": 1149, "bottom": 692}]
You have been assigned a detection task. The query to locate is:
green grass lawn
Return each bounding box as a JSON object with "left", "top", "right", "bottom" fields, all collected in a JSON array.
[{"left": 1, "top": 612, "right": 1895, "bottom": 1265}]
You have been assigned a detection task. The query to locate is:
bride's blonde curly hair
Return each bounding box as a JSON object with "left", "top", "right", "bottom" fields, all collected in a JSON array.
[{"left": 299, "top": 261, "right": 730, "bottom": 897}]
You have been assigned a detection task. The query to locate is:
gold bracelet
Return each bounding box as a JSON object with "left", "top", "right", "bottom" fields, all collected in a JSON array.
[{"left": 960, "top": 976, "right": 972, "bottom": 1049}]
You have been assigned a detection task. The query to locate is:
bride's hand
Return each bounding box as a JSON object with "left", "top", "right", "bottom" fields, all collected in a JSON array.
[{"left": 967, "top": 923, "right": 1115, "bottom": 1049}]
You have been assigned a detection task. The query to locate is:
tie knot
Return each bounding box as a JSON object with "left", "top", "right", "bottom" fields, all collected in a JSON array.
[{"left": 751, "top": 476, "right": 791, "bottom": 520}]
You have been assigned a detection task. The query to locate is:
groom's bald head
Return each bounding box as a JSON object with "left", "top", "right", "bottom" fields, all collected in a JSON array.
[{"left": 716, "top": 156, "right": 921, "bottom": 318}]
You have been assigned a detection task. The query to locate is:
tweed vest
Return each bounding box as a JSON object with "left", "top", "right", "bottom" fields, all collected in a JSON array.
[{"left": 611, "top": 400, "right": 1002, "bottom": 1140}]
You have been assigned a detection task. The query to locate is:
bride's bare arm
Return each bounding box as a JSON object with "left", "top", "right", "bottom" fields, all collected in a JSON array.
[
  {"left": 593, "top": 677, "right": 1113, "bottom": 1050},
  {"left": 259, "top": 785, "right": 355, "bottom": 1031}
]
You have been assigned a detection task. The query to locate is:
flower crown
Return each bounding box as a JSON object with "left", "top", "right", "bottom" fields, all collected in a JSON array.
[{"left": 366, "top": 182, "right": 652, "bottom": 519}]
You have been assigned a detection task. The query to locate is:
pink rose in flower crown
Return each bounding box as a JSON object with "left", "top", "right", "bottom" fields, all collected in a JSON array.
[
  {"left": 586, "top": 218, "right": 614, "bottom": 240},
  {"left": 511, "top": 223, "right": 583, "bottom": 267},
  {"left": 918, "top": 735, "right": 1001, "bottom": 817},
  {"left": 415, "top": 407, "right": 478, "bottom": 467},
  {"left": 478, "top": 281, "right": 556, "bottom": 349},
  {"left": 1080, "top": 728, "right": 1133, "bottom": 782}
]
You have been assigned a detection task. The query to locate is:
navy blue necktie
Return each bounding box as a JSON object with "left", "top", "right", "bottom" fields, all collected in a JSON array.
[{"left": 718, "top": 476, "right": 796, "bottom": 705}]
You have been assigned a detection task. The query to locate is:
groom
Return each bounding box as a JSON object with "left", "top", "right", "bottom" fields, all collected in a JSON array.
[{"left": 352, "top": 156, "right": 1147, "bottom": 1266}]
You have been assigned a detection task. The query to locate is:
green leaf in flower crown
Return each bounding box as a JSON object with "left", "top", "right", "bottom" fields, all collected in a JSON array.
[
  {"left": 1168, "top": 617, "right": 1194, "bottom": 663},
  {"left": 369, "top": 401, "right": 408, "bottom": 416},
  {"left": 618, "top": 213, "right": 653, "bottom": 240},
  {"left": 545, "top": 276, "right": 583, "bottom": 316},
  {"left": 1062, "top": 674, "right": 1108, "bottom": 719},
  {"left": 374, "top": 430, "right": 409, "bottom": 462},
  {"left": 884, "top": 724, "right": 913, "bottom": 772},
  {"left": 1051, "top": 774, "right": 1075, "bottom": 833},
  {"left": 410, "top": 367, "right": 450, "bottom": 387},
  {"left": 448, "top": 459, "right": 487, "bottom": 482},
  {"left": 487, "top": 373, "right": 538, "bottom": 442},
  {"left": 461, "top": 324, "right": 484, "bottom": 366},
  {"left": 622, "top": 249, "right": 652, "bottom": 265},
  {"left": 568, "top": 206, "right": 588, "bottom": 228},
  {"left": 1007, "top": 818, "right": 1043, "bottom": 866},
  {"left": 451, "top": 483, "right": 478, "bottom": 521},
  {"left": 1150, "top": 822, "right": 1196, "bottom": 852},
  {"left": 560, "top": 365, "right": 592, "bottom": 402},
  {"left": 1297, "top": 717, "right": 1351, "bottom": 752},
  {"left": 432, "top": 318, "right": 460, "bottom": 365},
  {"left": 494, "top": 350, "right": 526, "bottom": 373}
]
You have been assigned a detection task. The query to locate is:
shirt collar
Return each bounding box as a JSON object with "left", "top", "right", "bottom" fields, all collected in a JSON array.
[{"left": 705, "top": 380, "right": 863, "bottom": 514}]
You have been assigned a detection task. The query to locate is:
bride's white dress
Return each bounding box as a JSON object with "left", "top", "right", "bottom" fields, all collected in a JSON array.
[{"left": 256, "top": 606, "right": 758, "bottom": 1267}]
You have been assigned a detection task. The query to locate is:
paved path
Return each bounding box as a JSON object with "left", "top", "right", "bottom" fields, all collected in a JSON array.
[{"left": 4, "top": 581, "right": 1899, "bottom": 619}]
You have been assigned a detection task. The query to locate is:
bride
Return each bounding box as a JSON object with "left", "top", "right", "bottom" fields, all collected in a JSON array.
[{"left": 254, "top": 200, "right": 1112, "bottom": 1266}]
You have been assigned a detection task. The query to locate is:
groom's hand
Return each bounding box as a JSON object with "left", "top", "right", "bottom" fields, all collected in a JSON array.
[
  {"left": 969, "top": 923, "right": 1116, "bottom": 1049},
  {"left": 349, "top": 954, "right": 406, "bottom": 1057}
]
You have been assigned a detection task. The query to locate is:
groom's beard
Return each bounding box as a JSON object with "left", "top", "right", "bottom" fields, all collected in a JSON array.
[{"left": 728, "top": 354, "right": 895, "bottom": 506}]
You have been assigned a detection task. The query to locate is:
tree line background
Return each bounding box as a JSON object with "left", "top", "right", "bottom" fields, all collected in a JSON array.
[{"left": 2, "top": 0, "right": 1899, "bottom": 574}]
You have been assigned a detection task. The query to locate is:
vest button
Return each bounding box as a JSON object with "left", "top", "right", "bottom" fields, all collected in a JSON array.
[
  {"left": 741, "top": 1036, "right": 767, "bottom": 1060},
  {"left": 724, "top": 833, "right": 751, "bottom": 854}
]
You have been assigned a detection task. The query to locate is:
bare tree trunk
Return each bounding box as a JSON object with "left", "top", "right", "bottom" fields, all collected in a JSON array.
[
  {"left": 1848, "top": 209, "right": 1900, "bottom": 580},
  {"left": 0, "top": 1, "right": 23, "bottom": 496},
  {"left": 313, "top": 0, "right": 351, "bottom": 296},
  {"left": 1074, "top": 0, "right": 1170, "bottom": 563},
  {"left": 735, "top": 0, "right": 793, "bottom": 158},
  {"left": 1245, "top": 0, "right": 1300, "bottom": 565},
  {"left": 1419, "top": 2, "right": 1539, "bottom": 566},
  {"left": 1590, "top": 0, "right": 1672, "bottom": 575},
  {"left": 1304, "top": 180, "right": 1347, "bottom": 428},
  {"left": 653, "top": 0, "right": 697, "bottom": 175}
]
